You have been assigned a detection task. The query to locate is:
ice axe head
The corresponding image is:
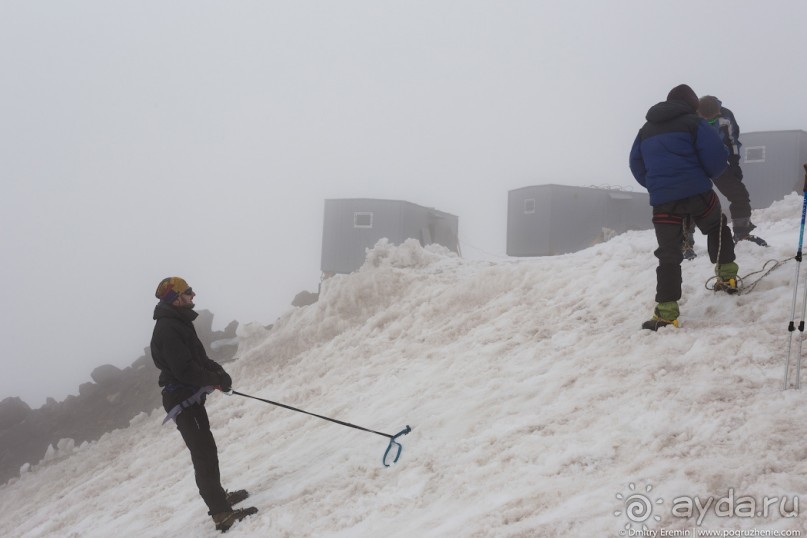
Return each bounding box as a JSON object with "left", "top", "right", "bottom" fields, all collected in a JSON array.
[{"left": 382, "top": 425, "right": 412, "bottom": 467}]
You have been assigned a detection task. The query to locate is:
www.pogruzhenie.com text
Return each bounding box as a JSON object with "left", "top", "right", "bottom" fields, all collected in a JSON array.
[{"left": 620, "top": 528, "right": 802, "bottom": 537}]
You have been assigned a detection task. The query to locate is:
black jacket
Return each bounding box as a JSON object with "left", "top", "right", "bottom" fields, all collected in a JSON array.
[{"left": 150, "top": 303, "right": 228, "bottom": 407}]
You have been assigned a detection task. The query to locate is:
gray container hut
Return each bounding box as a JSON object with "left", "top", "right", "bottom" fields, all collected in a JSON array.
[
  {"left": 736, "top": 130, "right": 807, "bottom": 209},
  {"left": 506, "top": 184, "right": 651, "bottom": 256},
  {"left": 321, "top": 198, "right": 459, "bottom": 274}
]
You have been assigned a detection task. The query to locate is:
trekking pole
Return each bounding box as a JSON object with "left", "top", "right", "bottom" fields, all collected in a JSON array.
[
  {"left": 783, "top": 164, "right": 807, "bottom": 389},
  {"left": 227, "top": 389, "right": 411, "bottom": 466}
]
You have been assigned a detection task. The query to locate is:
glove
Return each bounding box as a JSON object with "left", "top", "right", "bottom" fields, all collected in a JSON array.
[
  {"left": 728, "top": 155, "right": 743, "bottom": 179},
  {"left": 217, "top": 371, "right": 233, "bottom": 391}
]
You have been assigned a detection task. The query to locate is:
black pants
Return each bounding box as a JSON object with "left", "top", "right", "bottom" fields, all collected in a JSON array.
[
  {"left": 174, "top": 403, "right": 230, "bottom": 514},
  {"left": 712, "top": 166, "right": 752, "bottom": 222},
  {"left": 652, "top": 190, "right": 736, "bottom": 303}
]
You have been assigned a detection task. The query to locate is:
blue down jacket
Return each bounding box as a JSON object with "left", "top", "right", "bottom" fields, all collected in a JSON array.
[{"left": 629, "top": 100, "right": 728, "bottom": 206}]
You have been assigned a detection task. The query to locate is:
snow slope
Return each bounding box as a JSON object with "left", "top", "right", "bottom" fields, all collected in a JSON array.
[{"left": 2, "top": 194, "right": 806, "bottom": 537}]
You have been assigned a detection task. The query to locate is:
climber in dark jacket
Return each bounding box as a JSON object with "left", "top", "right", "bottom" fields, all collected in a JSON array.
[
  {"left": 629, "top": 84, "right": 739, "bottom": 331},
  {"left": 697, "top": 95, "right": 766, "bottom": 245},
  {"left": 152, "top": 303, "right": 229, "bottom": 401},
  {"left": 150, "top": 276, "right": 257, "bottom": 532}
]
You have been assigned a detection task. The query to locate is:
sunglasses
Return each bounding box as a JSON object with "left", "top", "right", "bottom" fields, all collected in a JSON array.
[{"left": 182, "top": 288, "right": 194, "bottom": 296}]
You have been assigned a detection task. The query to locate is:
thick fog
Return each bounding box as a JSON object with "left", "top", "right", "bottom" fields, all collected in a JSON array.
[{"left": 2, "top": 0, "right": 807, "bottom": 407}]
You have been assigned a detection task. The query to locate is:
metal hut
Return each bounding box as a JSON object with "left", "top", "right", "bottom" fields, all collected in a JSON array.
[
  {"left": 506, "top": 184, "right": 651, "bottom": 256},
  {"left": 737, "top": 130, "right": 807, "bottom": 209},
  {"left": 321, "top": 198, "right": 459, "bottom": 274}
]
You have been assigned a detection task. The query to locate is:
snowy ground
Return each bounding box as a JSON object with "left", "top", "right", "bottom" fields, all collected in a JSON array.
[{"left": 2, "top": 194, "right": 807, "bottom": 537}]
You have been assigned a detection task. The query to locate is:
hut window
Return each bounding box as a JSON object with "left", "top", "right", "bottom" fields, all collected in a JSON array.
[
  {"left": 524, "top": 198, "right": 536, "bottom": 214},
  {"left": 744, "top": 146, "right": 765, "bottom": 163},
  {"left": 354, "top": 212, "right": 373, "bottom": 228}
]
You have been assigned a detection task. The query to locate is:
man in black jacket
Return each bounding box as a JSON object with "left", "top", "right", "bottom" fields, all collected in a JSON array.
[
  {"left": 682, "top": 96, "right": 767, "bottom": 258},
  {"left": 698, "top": 95, "right": 767, "bottom": 246},
  {"left": 151, "top": 276, "right": 257, "bottom": 532}
]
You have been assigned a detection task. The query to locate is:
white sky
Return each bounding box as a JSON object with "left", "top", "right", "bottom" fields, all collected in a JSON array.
[
  {"left": 1, "top": 194, "right": 806, "bottom": 536},
  {"left": 2, "top": 1, "right": 807, "bottom": 407}
]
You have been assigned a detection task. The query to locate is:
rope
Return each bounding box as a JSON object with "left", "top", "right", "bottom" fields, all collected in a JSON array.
[
  {"left": 738, "top": 257, "right": 793, "bottom": 294},
  {"left": 705, "top": 257, "right": 793, "bottom": 294}
]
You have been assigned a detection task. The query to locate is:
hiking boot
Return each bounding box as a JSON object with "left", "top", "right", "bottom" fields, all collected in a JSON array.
[
  {"left": 641, "top": 301, "right": 679, "bottom": 331},
  {"left": 641, "top": 318, "right": 680, "bottom": 331},
  {"left": 225, "top": 489, "right": 249, "bottom": 507},
  {"left": 714, "top": 262, "right": 739, "bottom": 294},
  {"left": 739, "top": 234, "right": 768, "bottom": 247},
  {"left": 212, "top": 506, "right": 258, "bottom": 532},
  {"left": 714, "top": 277, "right": 738, "bottom": 294},
  {"left": 732, "top": 220, "right": 756, "bottom": 243}
]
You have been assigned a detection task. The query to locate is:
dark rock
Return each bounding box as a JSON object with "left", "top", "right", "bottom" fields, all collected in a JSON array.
[
  {"left": 0, "top": 310, "right": 239, "bottom": 485},
  {"left": 91, "top": 364, "right": 123, "bottom": 385},
  {"left": 292, "top": 290, "right": 319, "bottom": 307},
  {"left": 0, "top": 397, "right": 31, "bottom": 430}
]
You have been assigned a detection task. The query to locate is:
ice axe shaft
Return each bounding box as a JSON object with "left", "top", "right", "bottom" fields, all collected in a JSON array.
[{"left": 228, "top": 389, "right": 411, "bottom": 466}]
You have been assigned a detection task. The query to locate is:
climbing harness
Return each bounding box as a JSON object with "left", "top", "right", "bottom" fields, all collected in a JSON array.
[{"left": 162, "top": 385, "right": 216, "bottom": 424}]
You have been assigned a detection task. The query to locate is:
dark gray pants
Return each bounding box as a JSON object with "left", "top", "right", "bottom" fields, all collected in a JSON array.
[
  {"left": 174, "top": 403, "right": 230, "bottom": 515},
  {"left": 652, "top": 190, "right": 735, "bottom": 303},
  {"left": 712, "top": 166, "right": 752, "bottom": 223}
]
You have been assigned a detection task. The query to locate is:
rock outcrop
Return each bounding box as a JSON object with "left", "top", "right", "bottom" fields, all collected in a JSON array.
[{"left": 0, "top": 310, "right": 238, "bottom": 485}]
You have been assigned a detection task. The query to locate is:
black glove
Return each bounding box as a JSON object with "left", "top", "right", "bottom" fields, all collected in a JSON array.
[
  {"left": 217, "top": 371, "right": 233, "bottom": 391},
  {"left": 728, "top": 155, "right": 743, "bottom": 179}
]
